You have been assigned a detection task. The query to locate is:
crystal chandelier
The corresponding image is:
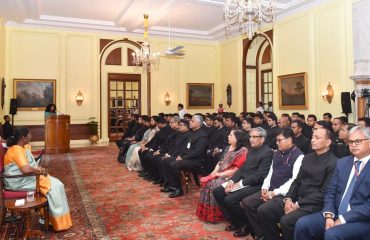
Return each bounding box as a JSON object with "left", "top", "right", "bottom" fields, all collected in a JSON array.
[
  {"left": 224, "top": 0, "right": 275, "bottom": 40},
  {"left": 132, "top": 14, "right": 160, "bottom": 71}
]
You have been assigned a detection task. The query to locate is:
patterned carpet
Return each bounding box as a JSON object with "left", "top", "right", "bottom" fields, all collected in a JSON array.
[{"left": 2, "top": 145, "right": 236, "bottom": 239}]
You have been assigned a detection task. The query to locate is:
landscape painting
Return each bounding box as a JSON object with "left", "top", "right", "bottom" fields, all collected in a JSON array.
[
  {"left": 278, "top": 73, "right": 308, "bottom": 109},
  {"left": 187, "top": 83, "right": 214, "bottom": 109},
  {"left": 14, "top": 79, "right": 56, "bottom": 110}
]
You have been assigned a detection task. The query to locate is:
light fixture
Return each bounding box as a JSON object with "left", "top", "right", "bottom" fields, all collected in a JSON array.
[
  {"left": 321, "top": 82, "right": 334, "bottom": 103},
  {"left": 224, "top": 0, "right": 275, "bottom": 40},
  {"left": 76, "top": 90, "right": 84, "bottom": 105},
  {"left": 132, "top": 14, "right": 160, "bottom": 71},
  {"left": 164, "top": 92, "right": 171, "bottom": 106}
]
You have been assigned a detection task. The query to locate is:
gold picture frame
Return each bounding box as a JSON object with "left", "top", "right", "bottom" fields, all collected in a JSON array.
[
  {"left": 186, "top": 83, "right": 214, "bottom": 109},
  {"left": 13, "top": 79, "right": 56, "bottom": 111},
  {"left": 278, "top": 72, "right": 308, "bottom": 110}
]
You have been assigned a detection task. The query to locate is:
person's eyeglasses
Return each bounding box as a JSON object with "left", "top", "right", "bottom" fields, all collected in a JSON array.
[
  {"left": 276, "top": 138, "right": 287, "bottom": 143},
  {"left": 346, "top": 139, "right": 369, "bottom": 146},
  {"left": 250, "top": 135, "right": 263, "bottom": 138},
  {"left": 179, "top": 124, "right": 186, "bottom": 126}
]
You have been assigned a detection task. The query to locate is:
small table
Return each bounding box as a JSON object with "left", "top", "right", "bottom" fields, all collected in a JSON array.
[{"left": 5, "top": 195, "right": 48, "bottom": 240}]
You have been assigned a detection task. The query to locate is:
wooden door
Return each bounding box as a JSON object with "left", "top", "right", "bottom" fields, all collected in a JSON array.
[{"left": 108, "top": 73, "right": 141, "bottom": 141}]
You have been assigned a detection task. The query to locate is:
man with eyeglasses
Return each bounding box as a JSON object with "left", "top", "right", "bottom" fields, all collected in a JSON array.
[
  {"left": 213, "top": 127, "right": 273, "bottom": 236},
  {"left": 295, "top": 126, "right": 370, "bottom": 240},
  {"left": 240, "top": 127, "right": 304, "bottom": 239},
  {"left": 202, "top": 114, "right": 215, "bottom": 137},
  {"left": 160, "top": 119, "right": 192, "bottom": 192},
  {"left": 140, "top": 116, "right": 180, "bottom": 182},
  {"left": 166, "top": 115, "right": 208, "bottom": 198},
  {"left": 258, "top": 128, "right": 337, "bottom": 240}
]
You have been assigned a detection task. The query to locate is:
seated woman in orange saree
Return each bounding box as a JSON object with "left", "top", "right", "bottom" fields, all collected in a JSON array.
[
  {"left": 196, "top": 129, "right": 248, "bottom": 222},
  {"left": 3, "top": 127, "right": 72, "bottom": 231}
]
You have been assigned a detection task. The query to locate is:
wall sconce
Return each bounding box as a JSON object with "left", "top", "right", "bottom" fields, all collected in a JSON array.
[
  {"left": 75, "top": 90, "right": 84, "bottom": 105},
  {"left": 164, "top": 92, "right": 171, "bottom": 106},
  {"left": 321, "top": 82, "right": 334, "bottom": 103}
]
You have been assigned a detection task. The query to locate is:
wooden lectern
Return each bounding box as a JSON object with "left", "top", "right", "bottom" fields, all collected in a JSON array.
[{"left": 45, "top": 115, "right": 70, "bottom": 154}]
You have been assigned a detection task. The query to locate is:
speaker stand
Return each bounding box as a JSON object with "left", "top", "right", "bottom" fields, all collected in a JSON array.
[{"left": 11, "top": 113, "right": 14, "bottom": 126}]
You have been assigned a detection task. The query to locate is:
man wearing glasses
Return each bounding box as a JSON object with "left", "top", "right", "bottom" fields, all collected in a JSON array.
[
  {"left": 295, "top": 126, "right": 370, "bottom": 240},
  {"left": 240, "top": 127, "right": 304, "bottom": 239},
  {"left": 258, "top": 128, "right": 337, "bottom": 240},
  {"left": 213, "top": 127, "right": 273, "bottom": 236}
]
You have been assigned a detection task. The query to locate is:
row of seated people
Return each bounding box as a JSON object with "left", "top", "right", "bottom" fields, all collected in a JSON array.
[
  {"left": 115, "top": 112, "right": 370, "bottom": 240},
  {"left": 117, "top": 111, "right": 369, "bottom": 174}
]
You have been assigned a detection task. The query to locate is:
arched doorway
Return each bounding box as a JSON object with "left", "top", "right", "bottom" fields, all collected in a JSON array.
[
  {"left": 100, "top": 38, "right": 151, "bottom": 141},
  {"left": 242, "top": 30, "right": 273, "bottom": 112}
]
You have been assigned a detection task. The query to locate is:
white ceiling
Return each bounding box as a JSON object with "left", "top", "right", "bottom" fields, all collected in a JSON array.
[{"left": 0, "top": 0, "right": 327, "bottom": 40}]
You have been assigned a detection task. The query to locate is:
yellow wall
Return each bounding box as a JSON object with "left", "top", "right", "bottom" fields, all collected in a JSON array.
[
  {"left": 3, "top": 0, "right": 356, "bottom": 143},
  {"left": 220, "top": 0, "right": 354, "bottom": 120},
  {"left": 220, "top": 36, "right": 243, "bottom": 113},
  {"left": 4, "top": 26, "right": 220, "bottom": 141},
  {"left": 0, "top": 18, "right": 5, "bottom": 117}
]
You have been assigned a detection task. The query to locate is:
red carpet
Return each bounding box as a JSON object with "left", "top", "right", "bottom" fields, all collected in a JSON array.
[{"left": 3, "top": 145, "right": 236, "bottom": 239}]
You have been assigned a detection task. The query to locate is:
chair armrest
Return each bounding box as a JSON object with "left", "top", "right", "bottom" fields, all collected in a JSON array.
[
  {"left": 0, "top": 171, "right": 47, "bottom": 195},
  {"left": 0, "top": 171, "right": 48, "bottom": 179}
]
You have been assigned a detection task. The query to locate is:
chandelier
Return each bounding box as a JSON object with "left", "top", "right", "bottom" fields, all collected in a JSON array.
[
  {"left": 132, "top": 14, "right": 160, "bottom": 71},
  {"left": 224, "top": 0, "right": 275, "bottom": 40}
]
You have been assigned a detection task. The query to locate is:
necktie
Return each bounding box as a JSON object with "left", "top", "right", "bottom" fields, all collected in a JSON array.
[{"left": 338, "top": 160, "right": 362, "bottom": 216}]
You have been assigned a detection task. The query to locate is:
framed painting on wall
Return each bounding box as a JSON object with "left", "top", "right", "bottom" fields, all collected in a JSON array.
[
  {"left": 278, "top": 72, "right": 308, "bottom": 109},
  {"left": 13, "top": 79, "right": 56, "bottom": 111},
  {"left": 186, "top": 83, "right": 214, "bottom": 109}
]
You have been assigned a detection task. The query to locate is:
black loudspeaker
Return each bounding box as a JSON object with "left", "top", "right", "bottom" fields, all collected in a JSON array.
[
  {"left": 341, "top": 92, "right": 352, "bottom": 114},
  {"left": 9, "top": 98, "right": 18, "bottom": 115}
]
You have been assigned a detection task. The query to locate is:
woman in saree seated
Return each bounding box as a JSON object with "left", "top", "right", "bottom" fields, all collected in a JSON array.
[
  {"left": 196, "top": 129, "right": 248, "bottom": 222},
  {"left": 3, "top": 127, "right": 72, "bottom": 231}
]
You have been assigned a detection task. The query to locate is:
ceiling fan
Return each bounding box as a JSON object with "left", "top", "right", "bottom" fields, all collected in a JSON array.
[{"left": 164, "top": 16, "right": 185, "bottom": 56}]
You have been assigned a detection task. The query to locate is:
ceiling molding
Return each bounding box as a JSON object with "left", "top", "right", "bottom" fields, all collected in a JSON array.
[{"left": 1, "top": 0, "right": 336, "bottom": 41}]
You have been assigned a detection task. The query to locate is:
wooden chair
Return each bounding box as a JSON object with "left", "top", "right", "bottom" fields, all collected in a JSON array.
[
  {"left": 183, "top": 170, "right": 200, "bottom": 194},
  {"left": 0, "top": 144, "right": 49, "bottom": 238}
]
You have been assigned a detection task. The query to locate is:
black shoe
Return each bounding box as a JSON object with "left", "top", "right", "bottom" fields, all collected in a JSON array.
[
  {"left": 233, "top": 225, "right": 251, "bottom": 238},
  {"left": 224, "top": 225, "right": 238, "bottom": 232},
  {"left": 168, "top": 189, "right": 184, "bottom": 198},
  {"left": 146, "top": 177, "right": 156, "bottom": 181},
  {"left": 143, "top": 175, "right": 153, "bottom": 180},
  {"left": 139, "top": 172, "right": 149, "bottom": 177},
  {"left": 160, "top": 187, "right": 175, "bottom": 193},
  {"left": 153, "top": 179, "right": 163, "bottom": 185}
]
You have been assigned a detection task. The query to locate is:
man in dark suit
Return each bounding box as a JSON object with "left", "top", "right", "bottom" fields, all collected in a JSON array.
[
  {"left": 291, "top": 120, "right": 309, "bottom": 154},
  {"left": 2, "top": 115, "right": 13, "bottom": 139},
  {"left": 138, "top": 117, "right": 171, "bottom": 178},
  {"left": 142, "top": 116, "right": 180, "bottom": 183},
  {"left": 166, "top": 115, "right": 208, "bottom": 198},
  {"left": 213, "top": 127, "right": 273, "bottom": 236},
  {"left": 258, "top": 128, "right": 337, "bottom": 240},
  {"left": 204, "top": 116, "right": 229, "bottom": 174},
  {"left": 159, "top": 119, "right": 192, "bottom": 191},
  {"left": 294, "top": 126, "right": 370, "bottom": 240}
]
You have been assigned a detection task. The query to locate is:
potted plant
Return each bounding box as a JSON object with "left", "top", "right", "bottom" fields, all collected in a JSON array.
[{"left": 86, "top": 117, "right": 99, "bottom": 144}]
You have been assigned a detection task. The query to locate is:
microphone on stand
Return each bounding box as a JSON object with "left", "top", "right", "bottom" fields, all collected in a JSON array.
[{"left": 56, "top": 110, "right": 64, "bottom": 115}]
